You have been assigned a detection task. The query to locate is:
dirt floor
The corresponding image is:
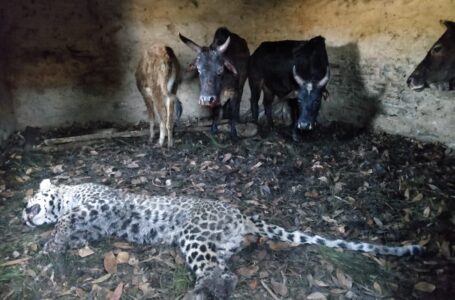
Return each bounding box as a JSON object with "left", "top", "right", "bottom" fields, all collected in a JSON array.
[{"left": 0, "top": 122, "right": 454, "bottom": 299}]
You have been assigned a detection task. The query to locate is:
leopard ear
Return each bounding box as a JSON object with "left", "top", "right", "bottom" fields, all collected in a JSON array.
[{"left": 40, "top": 179, "right": 53, "bottom": 190}]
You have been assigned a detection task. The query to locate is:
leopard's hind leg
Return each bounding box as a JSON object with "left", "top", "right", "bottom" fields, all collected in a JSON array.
[{"left": 179, "top": 236, "right": 239, "bottom": 300}]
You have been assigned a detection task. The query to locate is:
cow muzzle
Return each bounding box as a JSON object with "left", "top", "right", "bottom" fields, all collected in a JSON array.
[
  {"left": 297, "top": 121, "right": 314, "bottom": 130},
  {"left": 407, "top": 71, "right": 427, "bottom": 91},
  {"left": 199, "top": 95, "right": 220, "bottom": 107}
]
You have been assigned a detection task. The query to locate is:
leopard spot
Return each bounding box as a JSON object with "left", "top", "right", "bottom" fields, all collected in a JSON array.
[
  {"left": 131, "top": 223, "right": 139, "bottom": 234},
  {"left": 149, "top": 229, "right": 157, "bottom": 240},
  {"left": 316, "top": 238, "right": 326, "bottom": 246},
  {"left": 196, "top": 254, "right": 205, "bottom": 262}
]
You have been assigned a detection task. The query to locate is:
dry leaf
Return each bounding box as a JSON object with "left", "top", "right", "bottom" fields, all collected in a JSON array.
[
  {"left": 314, "top": 279, "right": 329, "bottom": 287},
  {"left": 0, "top": 257, "right": 30, "bottom": 267},
  {"left": 222, "top": 153, "right": 232, "bottom": 163},
  {"left": 423, "top": 207, "right": 431, "bottom": 218},
  {"left": 51, "top": 164, "right": 64, "bottom": 174},
  {"left": 92, "top": 273, "right": 112, "bottom": 284},
  {"left": 75, "top": 287, "right": 86, "bottom": 298},
  {"left": 236, "top": 265, "right": 259, "bottom": 277},
  {"left": 414, "top": 282, "right": 436, "bottom": 292},
  {"left": 330, "top": 288, "right": 346, "bottom": 294},
  {"left": 104, "top": 251, "right": 118, "bottom": 273},
  {"left": 373, "top": 281, "right": 382, "bottom": 294},
  {"left": 322, "top": 215, "right": 337, "bottom": 224},
  {"left": 250, "top": 162, "right": 263, "bottom": 170},
  {"left": 116, "top": 251, "right": 130, "bottom": 264},
  {"left": 440, "top": 240, "right": 451, "bottom": 259},
  {"left": 247, "top": 279, "right": 258, "bottom": 289},
  {"left": 78, "top": 246, "right": 95, "bottom": 258},
  {"left": 244, "top": 181, "right": 254, "bottom": 189},
  {"left": 412, "top": 193, "right": 423, "bottom": 202},
  {"left": 336, "top": 269, "right": 352, "bottom": 289},
  {"left": 305, "top": 190, "right": 319, "bottom": 199},
  {"left": 307, "top": 291, "right": 327, "bottom": 300},
  {"left": 113, "top": 242, "right": 133, "bottom": 249},
  {"left": 271, "top": 279, "right": 288, "bottom": 297},
  {"left": 373, "top": 217, "right": 383, "bottom": 227},
  {"left": 110, "top": 282, "right": 124, "bottom": 300}
]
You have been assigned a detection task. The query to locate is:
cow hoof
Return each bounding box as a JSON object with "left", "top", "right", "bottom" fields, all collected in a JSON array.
[
  {"left": 210, "top": 128, "right": 218, "bottom": 135},
  {"left": 292, "top": 132, "right": 302, "bottom": 142}
]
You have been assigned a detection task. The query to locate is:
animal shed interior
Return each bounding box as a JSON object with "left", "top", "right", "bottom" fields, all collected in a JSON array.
[{"left": 0, "top": 0, "right": 454, "bottom": 299}]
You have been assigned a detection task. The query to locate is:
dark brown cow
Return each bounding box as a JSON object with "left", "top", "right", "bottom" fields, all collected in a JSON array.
[
  {"left": 407, "top": 20, "right": 455, "bottom": 91},
  {"left": 135, "top": 44, "right": 182, "bottom": 148},
  {"left": 179, "top": 27, "right": 250, "bottom": 139}
]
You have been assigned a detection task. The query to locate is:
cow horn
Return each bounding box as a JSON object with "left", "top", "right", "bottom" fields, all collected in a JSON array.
[
  {"left": 317, "top": 66, "right": 330, "bottom": 88},
  {"left": 179, "top": 33, "right": 201, "bottom": 53},
  {"left": 217, "top": 36, "right": 231, "bottom": 54},
  {"left": 293, "top": 65, "right": 305, "bottom": 87}
]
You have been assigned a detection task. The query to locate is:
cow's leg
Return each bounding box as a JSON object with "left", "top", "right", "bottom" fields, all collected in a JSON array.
[
  {"left": 288, "top": 99, "right": 302, "bottom": 142},
  {"left": 143, "top": 93, "right": 155, "bottom": 142},
  {"left": 165, "top": 94, "right": 176, "bottom": 148},
  {"left": 229, "top": 93, "right": 240, "bottom": 140},
  {"left": 249, "top": 78, "right": 261, "bottom": 123},
  {"left": 210, "top": 106, "right": 222, "bottom": 135},
  {"left": 263, "top": 88, "right": 275, "bottom": 130}
]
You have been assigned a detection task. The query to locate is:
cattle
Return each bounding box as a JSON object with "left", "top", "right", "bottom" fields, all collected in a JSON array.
[
  {"left": 248, "top": 36, "right": 330, "bottom": 141},
  {"left": 179, "top": 27, "right": 250, "bottom": 139},
  {"left": 407, "top": 20, "right": 455, "bottom": 91},
  {"left": 135, "top": 44, "right": 182, "bottom": 148}
]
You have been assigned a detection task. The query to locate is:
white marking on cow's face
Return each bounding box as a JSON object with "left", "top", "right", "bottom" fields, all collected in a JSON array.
[{"left": 306, "top": 83, "right": 313, "bottom": 94}]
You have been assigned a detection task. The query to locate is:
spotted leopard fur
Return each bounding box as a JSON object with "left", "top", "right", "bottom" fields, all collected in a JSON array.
[{"left": 23, "top": 179, "right": 422, "bottom": 299}]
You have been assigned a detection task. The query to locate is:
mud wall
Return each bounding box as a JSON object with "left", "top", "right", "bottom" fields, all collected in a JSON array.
[
  {"left": 1, "top": 0, "right": 454, "bottom": 147},
  {"left": 0, "top": 13, "right": 15, "bottom": 147}
]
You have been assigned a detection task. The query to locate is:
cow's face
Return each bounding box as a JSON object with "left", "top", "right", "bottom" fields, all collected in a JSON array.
[
  {"left": 179, "top": 33, "right": 238, "bottom": 107},
  {"left": 407, "top": 20, "right": 455, "bottom": 91},
  {"left": 293, "top": 66, "right": 330, "bottom": 130}
]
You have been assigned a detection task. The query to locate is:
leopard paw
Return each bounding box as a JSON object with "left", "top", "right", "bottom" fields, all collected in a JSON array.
[{"left": 42, "top": 240, "right": 65, "bottom": 253}]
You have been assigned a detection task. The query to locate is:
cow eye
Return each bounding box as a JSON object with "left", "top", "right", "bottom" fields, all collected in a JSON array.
[
  {"left": 431, "top": 44, "right": 443, "bottom": 55},
  {"left": 217, "top": 66, "right": 224, "bottom": 75}
]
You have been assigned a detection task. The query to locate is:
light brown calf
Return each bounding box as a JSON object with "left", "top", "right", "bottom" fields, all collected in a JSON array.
[{"left": 135, "top": 45, "right": 180, "bottom": 147}]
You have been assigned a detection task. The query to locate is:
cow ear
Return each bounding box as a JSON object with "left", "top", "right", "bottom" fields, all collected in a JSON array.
[
  {"left": 179, "top": 33, "right": 201, "bottom": 53},
  {"left": 441, "top": 20, "right": 455, "bottom": 29},
  {"left": 224, "top": 59, "right": 238, "bottom": 76}
]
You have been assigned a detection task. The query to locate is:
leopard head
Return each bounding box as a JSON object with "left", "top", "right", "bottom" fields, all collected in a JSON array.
[{"left": 23, "top": 179, "right": 61, "bottom": 227}]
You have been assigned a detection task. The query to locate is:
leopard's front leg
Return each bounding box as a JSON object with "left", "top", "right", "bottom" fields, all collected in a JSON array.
[{"left": 43, "top": 211, "right": 102, "bottom": 253}]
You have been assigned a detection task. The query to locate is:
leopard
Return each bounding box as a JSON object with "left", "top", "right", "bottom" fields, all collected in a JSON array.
[{"left": 23, "top": 179, "right": 423, "bottom": 299}]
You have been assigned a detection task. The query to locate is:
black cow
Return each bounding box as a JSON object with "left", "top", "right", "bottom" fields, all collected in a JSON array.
[
  {"left": 407, "top": 20, "right": 455, "bottom": 91},
  {"left": 248, "top": 36, "right": 329, "bottom": 141},
  {"left": 179, "top": 27, "right": 250, "bottom": 138}
]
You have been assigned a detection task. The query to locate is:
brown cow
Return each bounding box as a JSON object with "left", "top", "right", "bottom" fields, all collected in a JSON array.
[{"left": 135, "top": 45, "right": 182, "bottom": 147}]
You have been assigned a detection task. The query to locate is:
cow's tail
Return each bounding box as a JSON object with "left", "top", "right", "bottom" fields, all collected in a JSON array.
[
  {"left": 174, "top": 97, "right": 183, "bottom": 123},
  {"left": 248, "top": 216, "right": 423, "bottom": 256}
]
